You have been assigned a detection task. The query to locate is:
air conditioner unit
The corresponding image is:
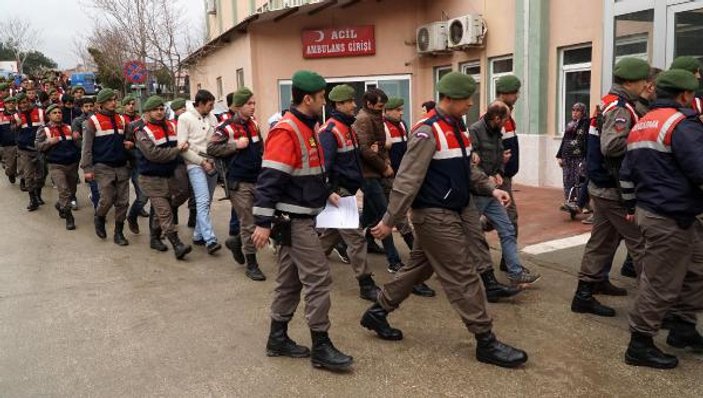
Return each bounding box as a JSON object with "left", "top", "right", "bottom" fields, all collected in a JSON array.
[
  {"left": 206, "top": 0, "right": 216, "bottom": 15},
  {"left": 447, "top": 15, "right": 485, "bottom": 49},
  {"left": 416, "top": 22, "right": 448, "bottom": 54}
]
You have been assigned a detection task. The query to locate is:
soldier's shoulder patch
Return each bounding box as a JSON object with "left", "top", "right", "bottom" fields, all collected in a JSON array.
[
  {"left": 614, "top": 117, "right": 628, "bottom": 132},
  {"left": 415, "top": 131, "right": 429, "bottom": 139}
]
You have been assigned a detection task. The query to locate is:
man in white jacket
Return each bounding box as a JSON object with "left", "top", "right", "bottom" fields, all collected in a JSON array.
[{"left": 176, "top": 90, "right": 221, "bottom": 254}]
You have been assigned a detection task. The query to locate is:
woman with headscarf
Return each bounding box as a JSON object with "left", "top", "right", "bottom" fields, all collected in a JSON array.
[{"left": 556, "top": 102, "right": 589, "bottom": 212}]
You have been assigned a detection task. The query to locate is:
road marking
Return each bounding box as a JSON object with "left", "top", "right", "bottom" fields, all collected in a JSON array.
[{"left": 521, "top": 233, "right": 592, "bottom": 255}]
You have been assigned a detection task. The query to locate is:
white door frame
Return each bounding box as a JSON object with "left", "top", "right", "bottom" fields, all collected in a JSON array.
[{"left": 666, "top": 1, "right": 703, "bottom": 65}]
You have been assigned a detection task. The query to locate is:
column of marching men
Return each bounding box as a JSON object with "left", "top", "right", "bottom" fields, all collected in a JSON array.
[{"left": 0, "top": 55, "right": 702, "bottom": 372}]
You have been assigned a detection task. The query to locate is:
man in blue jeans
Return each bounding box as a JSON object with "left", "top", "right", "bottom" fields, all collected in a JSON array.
[
  {"left": 176, "top": 90, "right": 221, "bottom": 254},
  {"left": 469, "top": 101, "right": 539, "bottom": 285},
  {"left": 354, "top": 88, "right": 435, "bottom": 297}
]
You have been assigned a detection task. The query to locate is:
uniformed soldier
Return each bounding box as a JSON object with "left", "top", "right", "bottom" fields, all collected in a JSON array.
[
  {"left": 317, "top": 84, "right": 380, "bottom": 301},
  {"left": 168, "top": 97, "right": 196, "bottom": 228},
  {"left": 81, "top": 88, "right": 133, "bottom": 246},
  {"left": 669, "top": 56, "right": 702, "bottom": 115},
  {"left": 361, "top": 72, "right": 528, "bottom": 368},
  {"left": 134, "top": 96, "right": 192, "bottom": 259},
  {"left": 252, "top": 70, "right": 353, "bottom": 371},
  {"left": 216, "top": 92, "right": 243, "bottom": 254},
  {"left": 35, "top": 104, "right": 81, "bottom": 230},
  {"left": 122, "top": 95, "right": 149, "bottom": 234},
  {"left": 208, "top": 87, "right": 266, "bottom": 281},
  {"left": 0, "top": 95, "right": 18, "bottom": 184},
  {"left": 619, "top": 69, "right": 703, "bottom": 368},
  {"left": 570, "top": 57, "right": 650, "bottom": 317},
  {"left": 13, "top": 92, "right": 45, "bottom": 210}
]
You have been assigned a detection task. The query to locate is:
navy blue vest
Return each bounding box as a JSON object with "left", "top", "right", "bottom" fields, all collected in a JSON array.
[
  {"left": 89, "top": 111, "right": 128, "bottom": 167},
  {"left": 137, "top": 121, "right": 179, "bottom": 177},
  {"left": 44, "top": 124, "right": 80, "bottom": 165}
]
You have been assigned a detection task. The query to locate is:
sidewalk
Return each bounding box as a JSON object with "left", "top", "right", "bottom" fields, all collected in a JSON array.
[{"left": 485, "top": 184, "right": 592, "bottom": 248}]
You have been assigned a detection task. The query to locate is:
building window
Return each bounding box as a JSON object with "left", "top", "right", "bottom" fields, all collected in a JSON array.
[
  {"left": 672, "top": 6, "right": 703, "bottom": 64},
  {"left": 559, "top": 45, "right": 592, "bottom": 134},
  {"left": 615, "top": 9, "right": 654, "bottom": 63},
  {"left": 489, "top": 56, "right": 513, "bottom": 99},
  {"left": 216, "top": 76, "right": 223, "bottom": 99},
  {"left": 460, "top": 61, "right": 481, "bottom": 125},
  {"left": 236, "top": 68, "right": 245, "bottom": 89},
  {"left": 434, "top": 65, "right": 452, "bottom": 100}
]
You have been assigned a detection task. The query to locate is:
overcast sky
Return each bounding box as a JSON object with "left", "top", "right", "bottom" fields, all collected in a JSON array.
[{"left": 3, "top": 0, "right": 204, "bottom": 69}]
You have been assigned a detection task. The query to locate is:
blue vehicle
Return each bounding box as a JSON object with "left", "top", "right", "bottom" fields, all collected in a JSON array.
[{"left": 70, "top": 72, "right": 97, "bottom": 95}]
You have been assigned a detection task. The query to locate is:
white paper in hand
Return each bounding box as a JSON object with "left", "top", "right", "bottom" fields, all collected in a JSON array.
[{"left": 315, "top": 196, "right": 360, "bottom": 229}]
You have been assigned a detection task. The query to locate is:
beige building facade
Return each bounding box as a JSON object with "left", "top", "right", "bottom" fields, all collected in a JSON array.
[{"left": 186, "top": 0, "right": 703, "bottom": 188}]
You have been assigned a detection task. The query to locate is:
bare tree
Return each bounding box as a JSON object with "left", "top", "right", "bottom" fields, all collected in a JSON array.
[
  {"left": 0, "top": 16, "right": 40, "bottom": 74},
  {"left": 82, "top": 0, "right": 202, "bottom": 95}
]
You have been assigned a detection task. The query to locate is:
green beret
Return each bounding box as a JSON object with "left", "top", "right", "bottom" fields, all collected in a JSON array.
[
  {"left": 670, "top": 56, "right": 701, "bottom": 74},
  {"left": 142, "top": 95, "right": 165, "bottom": 112},
  {"left": 613, "top": 57, "right": 650, "bottom": 81},
  {"left": 385, "top": 97, "right": 404, "bottom": 110},
  {"left": 121, "top": 95, "right": 136, "bottom": 106},
  {"left": 0, "top": 83, "right": 9, "bottom": 90},
  {"left": 48, "top": 89, "right": 58, "bottom": 96},
  {"left": 656, "top": 69, "right": 700, "bottom": 92},
  {"left": 170, "top": 98, "right": 186, "bottom": 111},
  {"left": 71, "top": 86, "right": 86, "bottom": 94},
  {"left": 233, "top": 87, "right": 254, "bottom": 107},
  {"left": 437, "top": 72, "right": 477, "bottom": 99},
  {"left": 96, "top": 88, "right": 117, "bottom": 104},
  {"left": 328, "top": 84, "right": 355, "bottom": 102},
  {"left": 14, "top": 93, "right": 27, "bottom": 102},
  {"left": 496, "top": 75, "right": 522, "bottom": 94},
  {"left": 45, "top": 104, "right": 62, "bottom": 115},
  {"left": 4, "top": 95, "right": 16, "bottom": 103},
  {"left": 292, "top": 70, "right": 326, "bottom": 93}
]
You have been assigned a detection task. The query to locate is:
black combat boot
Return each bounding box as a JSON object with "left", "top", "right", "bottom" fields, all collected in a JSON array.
[
  {"left": 620, "top": 254, "right": 636, "bottom": 278},
  {"left": 55, "top": 202, "right": 66, "bottom": 218},
  {"left": 127, "top": 215, "right": 140, "bottom": 234},
  {"left": 225, "top": 235, "right": 245, "bottom": 264},
  {"left": 19, "top": 178, "right": 27, "bottom": 192},
  {"left": 94, "top": 215, "right": 107, "bottom": 239},
  {"left": 26, "top": 191, "right": 39, "bottom": 211},
  {"left": 360, "top": 303, "right": 403, "bottom": 341},
  {"left": 64, "top": 207, "right": 76, "bottom": 231},
  {"left": 593, "top": 279, "right": 628, "bottom": 296},
  {"left": 35, "top": 188, "right": 45, "bottom": 205},
  {"left": 266, "top": 319, "right": 310, "bottom": 358},
  {"left": 171, "top": 206, "right": 179, "bottom": 225},
  {"left": 187, "top": 207, "right": 196, "bottom": 228},
  {"left": 481, "top": 269, "right": 521, "bottom": 303},
  {"left": 310, "top": 331, "right": 353, "bottom": 371},
  {"left": 245, "top": 253, "right": 266, "bottom": 281},
  {"left": 570, "top": 281, "right": 615, "bottom": 317},
  {"left": 166, "top": 232, "right": 192, "bottom": 260},
  {"left": 8, "top": 174, "right": 15, "bottom": 184},
  {"left": 411, "top": 283, "right": 436, "bottom": 297},
  {"left": 666, "top": 317, "right": 703, "bottom": 351},
  {"left": 148, "top": 209, "right": 168, "bottom": 251},
  {"left": 661, "top": 312, "right": 676, "bottom": 330},
  {"left": 625, "top": 331, "right": 678, "bottom": 369},
  {"left": 113, "top": 222, "right": 129, "bottom": 246},
  {"left": 475, "top": 331, "right": 528, "bottom": 368},
  {"left": 357, "top": 274, "right": 380, "bottom": 302},
  {"left": 401, "top": 232, "right": 414, "bottom": 250}
]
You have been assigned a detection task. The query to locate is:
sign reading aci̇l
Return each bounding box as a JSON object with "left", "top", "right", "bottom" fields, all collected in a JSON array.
[{"left": 302, "top": 25, "right": 376, "bottom": 59}]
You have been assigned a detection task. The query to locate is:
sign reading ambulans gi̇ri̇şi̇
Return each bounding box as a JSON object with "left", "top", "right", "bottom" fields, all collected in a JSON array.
[{"left": 302, "top": 26, "right": 376, "bottom": 59}]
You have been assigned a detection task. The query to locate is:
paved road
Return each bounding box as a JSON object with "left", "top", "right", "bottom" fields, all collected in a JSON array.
[{"left": 0, "top": 181, "right": 701, "bottom": 397}]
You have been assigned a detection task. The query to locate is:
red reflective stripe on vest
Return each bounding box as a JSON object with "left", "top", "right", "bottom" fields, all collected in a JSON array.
[
  {"left": 601, "top": 94, "right": 639, "bottom": 123},
  {"left": 265, "top": 113, "right": 324, "bottom": 175},
  {"left": 143, "top": 121, "right": 177, "bottom": 146},
  {"left": 412, "top": 110, "right": 472, "bottom": 160},
  {"left": 384, "top": 119, "right": 407, "bottom": 143},
  {"left": 45, "top": 125, "right": 74, "bottom": 141},
  {"left": 628, "top": 108, "right": 685, "bottom": 152},
  {"left": 322, "top": 118, "right": 356, "bottom": 153},
  {"left": 501, "top": 116, "right": 517, "bottom": 139},
  {"left": 90, "top": 113, "right": 126, "bottom": 136}
]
